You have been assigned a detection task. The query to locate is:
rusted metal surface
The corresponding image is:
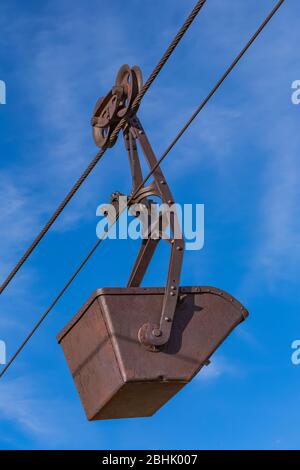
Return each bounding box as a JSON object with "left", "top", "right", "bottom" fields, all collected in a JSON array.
[
  {"left": 92, "top": 65, "right": 143, "bottom": 148},
  {"left": 58, "top": 287, "right": 248, "bottom": 420}
]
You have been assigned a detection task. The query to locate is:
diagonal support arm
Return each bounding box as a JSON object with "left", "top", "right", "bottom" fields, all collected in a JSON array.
[{"left": 125, "top": 117, "right": 184, "bottom": 349}]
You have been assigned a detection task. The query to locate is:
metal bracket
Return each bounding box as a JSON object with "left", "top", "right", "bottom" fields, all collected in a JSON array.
[
  {"left": 127, "top": 117, "right": 184, "bottom": 350},
  {"left": 92, "top": 65, "right": 185, "bottom": 350}
]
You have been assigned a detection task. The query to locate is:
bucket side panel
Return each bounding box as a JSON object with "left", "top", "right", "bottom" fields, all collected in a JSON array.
[
  {"left": 59, "top": 298, "right": 123, "bottom": 420},
  {"left": 99, "top": 289, "right": 245, "bottom": 383},
  {"left": 93, "top": 380, "right": 186, "bottom": 420}
]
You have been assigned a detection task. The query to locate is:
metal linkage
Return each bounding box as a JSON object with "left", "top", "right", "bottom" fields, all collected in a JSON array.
[
  {"left": 93, "top": 67, "right": 185, "bottom": 349},
  {"left": 127, "top": 117, "right": 184, "bottom": 349}
]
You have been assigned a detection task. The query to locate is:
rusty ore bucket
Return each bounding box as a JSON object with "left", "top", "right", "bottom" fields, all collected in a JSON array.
[{"left": 57, "top": 286, "right": 248, "bottom": 420}]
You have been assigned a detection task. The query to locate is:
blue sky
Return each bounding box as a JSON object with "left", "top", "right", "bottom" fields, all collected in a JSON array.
[{"left": 0, "top": 0, "right": 299, "bottom": 450}]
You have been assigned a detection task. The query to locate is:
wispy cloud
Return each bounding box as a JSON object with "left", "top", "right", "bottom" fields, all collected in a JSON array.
[
  {"left": 0, "top": 375, "right": 106, "bottom": 449},
  {"left": 173, "top": 0, "right": 300, "bottom": 294},
  {"left": 235, "top": 12, "right": 300, "bottom": 293},
  {"left": 196, "top": 354, "right": 244, "bottom": 383},
  {"left": 0, "top": 377, "right": 61, "bottom": 442},
  {"left": 0, "top": 1, "right": 139, "bottom": 238},
  {"left": 252, "top": 121, "right": 300, "bottom": 287}
]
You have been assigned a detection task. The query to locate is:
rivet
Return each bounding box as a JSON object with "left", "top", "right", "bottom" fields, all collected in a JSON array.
[
  {"left": 152, "top": 328, "right": 162, "bottom": 337},
  {"left": 164, "top": 317, "right": 172, "bottom": 322}
]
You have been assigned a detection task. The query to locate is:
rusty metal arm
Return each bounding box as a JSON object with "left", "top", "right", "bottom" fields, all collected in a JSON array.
[{"left": 126, "top": 117, "right": 185, "bottom": 349}]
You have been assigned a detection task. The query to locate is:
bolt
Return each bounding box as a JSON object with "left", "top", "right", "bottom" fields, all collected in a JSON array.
[
  {"left": 164, "top": 317, "right": 172, "bottom": 322},
  {"left": 170, "top": 292, "right": 176, "bottom": 296},
  {"left": 112, "top": 85, "right": 123, "bottom": 97},
  {"left": 176, "top": 246, "right": 183, "bottom": 251},
  {"left": 152, "top": 328, "right": 162, "bottom": 337},
  {"left": 178, "top": 294, "right": 187, "bottom": 304},
  {"left": 171, "top": 285, "right": 176, "bottom": 290}
]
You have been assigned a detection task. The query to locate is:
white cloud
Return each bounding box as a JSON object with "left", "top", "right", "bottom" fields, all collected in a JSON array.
[
  {"left": 0, "top": 377, "right": 61, "bottom": 441},
  {"left": 0, "top": 172, "right": 45, "bottom": 286},
  {"left": 255, "top": 122, "right": 300, "bottom": 286},
  {"left": 0, "top": 375, "right": 106, "bottom": 449}
]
